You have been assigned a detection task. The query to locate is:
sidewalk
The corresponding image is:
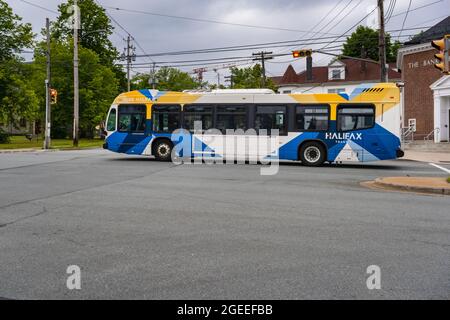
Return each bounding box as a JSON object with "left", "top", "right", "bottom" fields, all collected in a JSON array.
[
  {"left": 373, "top": 177, "right": 450, "bottom": 196},
  {"left": 402, "top": 150, "right": 450, "bottom": 163}
]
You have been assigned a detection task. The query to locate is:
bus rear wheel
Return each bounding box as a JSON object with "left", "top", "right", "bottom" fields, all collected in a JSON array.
[
  {"left": 153, "top": 140, "right": 173, "bottom": 161},
  {"left": 300, "top": 142, "right": 326, "bottom": 166}
]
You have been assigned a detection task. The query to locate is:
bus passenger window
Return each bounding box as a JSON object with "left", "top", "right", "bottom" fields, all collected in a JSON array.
[
  {"left": 106, "top": 108, "right": 116, "bottom": 131},
  {"left": 183, "top": 105, "right": 213, "bottom": 132},
  {"left": 296, "top": 105, "right": 329, "bottom": 131},
  {"left": 153, "top": 105, "right": 181, "bottom": 133},
  {"left": 216, "top": 105, "right": 247, "bottom": 132},
  {"left": 254, "top": 105, "right": 287, "bottom": 135},
  {"left": 337, "top": 106, "right": 375, "bottom": 131},
  {"left": 118, "top": 104, "right": 146, "bottom": 132}
]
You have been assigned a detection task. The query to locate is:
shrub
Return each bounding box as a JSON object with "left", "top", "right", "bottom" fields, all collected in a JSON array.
[{"left": 0, "top": 128, "right": 10, "bottom": 144}]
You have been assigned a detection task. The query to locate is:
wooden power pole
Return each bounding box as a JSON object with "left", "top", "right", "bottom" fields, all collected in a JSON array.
[
  {"left": 378, "top": 0, "right": 387, "bottom": 82},
  {"left": 73, "top": 0, "right": 79, "bottom": 147},
  {"left": 44, "top": 18, "right": 51, "bottom": 149},
  {"left": 252, "top": 51, "right": 273, "bottom": 87}
]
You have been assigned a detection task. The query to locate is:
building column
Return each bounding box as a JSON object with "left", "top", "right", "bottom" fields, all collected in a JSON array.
[{"left": 433, "top": 93, "right": 441, "bottom": 143}]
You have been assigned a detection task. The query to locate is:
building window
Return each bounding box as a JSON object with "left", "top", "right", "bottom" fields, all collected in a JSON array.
[
  {"left": 337, "top": 105, "right": 375, "bottom": 131},
  {"left": 331, "top": 69, "right": 341, "bottom": 80},
  {"left": 254, "top": 105, "right": 287, "bottom": 135},
  {"left": 153, "top": 105, "right": 181, "bottom": 133},
  {"left": 296, "top": 105, "right": 329, "bottom": 131},
  {"left": 216, "top": 105, "right": 247, "bottom": 132}
]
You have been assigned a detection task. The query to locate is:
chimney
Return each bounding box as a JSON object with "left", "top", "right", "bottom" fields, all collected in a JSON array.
[{"left": 306, "top": 56, "right": 313, "bottom": 81}]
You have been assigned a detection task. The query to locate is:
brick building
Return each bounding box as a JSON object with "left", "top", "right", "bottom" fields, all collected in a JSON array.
[
  {"left": 396, "top": 16, "right": 450, "bottom": 142},
  {"left": 272, "top": 58, "right": 401, "bottom": 94}
]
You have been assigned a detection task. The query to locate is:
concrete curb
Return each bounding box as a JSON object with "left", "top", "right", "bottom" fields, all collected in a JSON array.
[
  {"left": 0, "top": 147, "right": 102, "bottom": 154},
  {"left": 0, "top": 148, "right": 44, "bottom": 154},
  {"left": 373, "top": 177, "right": 450, "bottom": 196}
]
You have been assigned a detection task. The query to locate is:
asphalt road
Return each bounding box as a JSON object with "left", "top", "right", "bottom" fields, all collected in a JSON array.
[{"left": 0, "top": 149, "right": 449, "bottom": 299}]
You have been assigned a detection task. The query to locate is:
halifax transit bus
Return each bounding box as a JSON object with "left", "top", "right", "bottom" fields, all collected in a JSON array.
[{"left": 102, "top": 83, "right": 404, "bottom": 166}]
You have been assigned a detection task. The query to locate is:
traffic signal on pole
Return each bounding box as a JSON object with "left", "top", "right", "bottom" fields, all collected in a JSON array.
[
  {"left": 50, "top": 89, "right": 57, "bottom": 104},
  {"left": 431, "top": 35, "right": 450, "bottom": 74},
  {"left": 292, "top": 49, "right": 312, "bottom": 58}
]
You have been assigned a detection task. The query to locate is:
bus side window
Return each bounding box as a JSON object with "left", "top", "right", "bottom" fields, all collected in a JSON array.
[
  {"left": 216, "top": 105, "right": 247, "bottom": 133},
  {"left": 296, "top": 105, "right": 329, "bottom": 131},
  {"left": 152, "top": 105, "right": 181, "bottom": 133},
  {"left": 337, "top": 105, "right": 375, "bottom": 131},
  {"left": 106, "top": 108, "right": 116, "bottom": 131},
  {"left": 118, "top": 104, "right": 146, "bottom": 132},
  {"left": 183, "top": 105, "right": 213, "bottom": 132},
  {"left": 254, "top": 105, "right": 287, "bottom": 135}
]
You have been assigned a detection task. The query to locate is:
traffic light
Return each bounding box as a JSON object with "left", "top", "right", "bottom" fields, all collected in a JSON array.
[
  {"left": 292, "top": 49, "right": 312, "bottom": 58},
  {"left": 431, "top": 35, "right": 450, "bottom": 74},
  {"left": 50, "top": 89, "right": 57, "bottom": 104}
]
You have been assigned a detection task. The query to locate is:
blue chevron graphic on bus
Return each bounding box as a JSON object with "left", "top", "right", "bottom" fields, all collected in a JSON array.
[{"left": 103, "top": 83, "right": 404, "bottom": 166}]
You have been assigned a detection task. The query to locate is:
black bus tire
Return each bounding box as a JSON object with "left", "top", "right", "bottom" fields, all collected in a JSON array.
[
  {"left": 300, "top": 142, "right": 326, "bottom": 166},
  {"left": 153, "top": 140, "right": 173, "bottom": 161}
]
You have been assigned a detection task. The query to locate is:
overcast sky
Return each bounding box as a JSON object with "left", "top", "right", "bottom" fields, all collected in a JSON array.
[{"left": 8, "top": 0, "right": 450, "bottom": 84}]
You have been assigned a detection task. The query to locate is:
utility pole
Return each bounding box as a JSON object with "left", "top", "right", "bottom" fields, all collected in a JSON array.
[
  {"left": 252, "top": 51, "right": 273, "bottom": 87},
  {"left": 73, "top": 0, "right": 79, "bottom": 147},
  {"left": 213, "top": 68, "right": 220, "bottom": 87},
  {"left": 126, "top": 35, "right": 131, "bottom": 91},
  {"left": 378, "top": 0, "right": 387, "bottom": 82},
  {"left": 122, "top": 35, "right": 137, "bottom": 91},
  {"left": 44, "top": 18, "right": 51, "bottom": 150},
  {"left": 224, "top": 75, "right": 233, "bottom": 88},
  {"left": 150, "top": 62, "right": 157, "bottom": 89}
]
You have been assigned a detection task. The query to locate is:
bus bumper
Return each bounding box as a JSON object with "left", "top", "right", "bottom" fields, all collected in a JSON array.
[
  {"left": 103, "top": 142, "right": 108, "bottom": 150},
  {"left": 396, "top": 148, "right": 404, "bottom": 158}
]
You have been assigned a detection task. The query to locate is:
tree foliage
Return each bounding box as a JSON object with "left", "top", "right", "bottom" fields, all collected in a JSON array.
[
  {"left": 32, "top": 41, "right": 119, "bottom": 138},
  {"left": 229, "top": 64, "right": 277, "bottom": 90},
  {"left": 51, "top": 0, "right": 126, "bottom": 91},
  {"left": 132, "top": 67, "right": 202, "bottom": 91},
  {"left": 0, "top": 0, "right": 34, "bottom": 62},
  {"left": 0, "top": 0, "right": 37, "bottom": 131},
  {"left": 342, "top": 26, "right": 400, "bottom": 63}
]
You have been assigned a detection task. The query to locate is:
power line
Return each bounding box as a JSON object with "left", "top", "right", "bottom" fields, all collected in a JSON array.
[
  {"left": 398, "top": 0, "right": 413, "bottom": 40},
  {"left": 131, "top": 31, "right": 419, "bottom": 58},
  {"left": 389, "top": 0, "right": 444, "bottom": 19},
  {"left": 17, "top": 0, "right": 58, "bottom": 14},
  {"left": 103, "top": 6, "right": 341, "bottom": 35}
]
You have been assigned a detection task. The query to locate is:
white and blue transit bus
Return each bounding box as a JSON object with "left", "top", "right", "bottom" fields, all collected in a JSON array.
[{"left": 102, "top": 83, "right": 404, "bottom": 166}]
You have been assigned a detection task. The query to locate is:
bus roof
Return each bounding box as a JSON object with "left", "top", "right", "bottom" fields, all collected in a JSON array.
[{"left": 112, "top": 83, "right": 400, "bottom": 105}]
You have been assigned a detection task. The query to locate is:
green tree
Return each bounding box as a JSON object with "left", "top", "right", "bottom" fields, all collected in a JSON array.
[
  {"left": 32, "top": 41, "right": 119, "bottom": 138},
  {"left": 0, "top": 0, "right": 33, "bottom": 61},
  {"left": 342, "top": 26, "right": 400, "bottom": 63},
  {"left": 0, "top": 59, "right": 39, "bottom": 130},
  {"left": 0, "top": 0, "right": 37, "bottom": 132},
  {"left": 229, "top": 64, "right": 277, "bottom": 90},
  {"left": 131, "top": 67, "right": 201, "bottom": 91},
  {"left": 51, "top": 0, "right": 126, "bottom": 90}
]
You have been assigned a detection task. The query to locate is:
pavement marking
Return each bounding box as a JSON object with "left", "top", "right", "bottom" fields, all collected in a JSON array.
[{"left": 429, "top": 163, "right": 450, "bottom": 174}]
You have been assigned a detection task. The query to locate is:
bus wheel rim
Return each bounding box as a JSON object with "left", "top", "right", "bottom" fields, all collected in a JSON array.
[
  {"left": 305, "top": 146, "right": 320, "bottom": 163},
  {"left": 158, "top": 144, "right": 170, "bottom": 157}
]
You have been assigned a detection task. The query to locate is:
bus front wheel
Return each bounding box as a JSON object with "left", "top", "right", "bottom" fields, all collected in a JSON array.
[
  {"left": 153, "top": 140, "right": 173, "bottom": 161},
  {"left": 300, "top": 142, "right": 326, "bottom": 166}
]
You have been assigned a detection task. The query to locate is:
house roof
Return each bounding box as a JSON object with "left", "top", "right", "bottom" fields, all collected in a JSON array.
[
  {"left": 271, "top": 58, "right": 401, "bottom": 86},
  {"left": 405, "top": 16, "right": 450, "bottom": 45}
]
